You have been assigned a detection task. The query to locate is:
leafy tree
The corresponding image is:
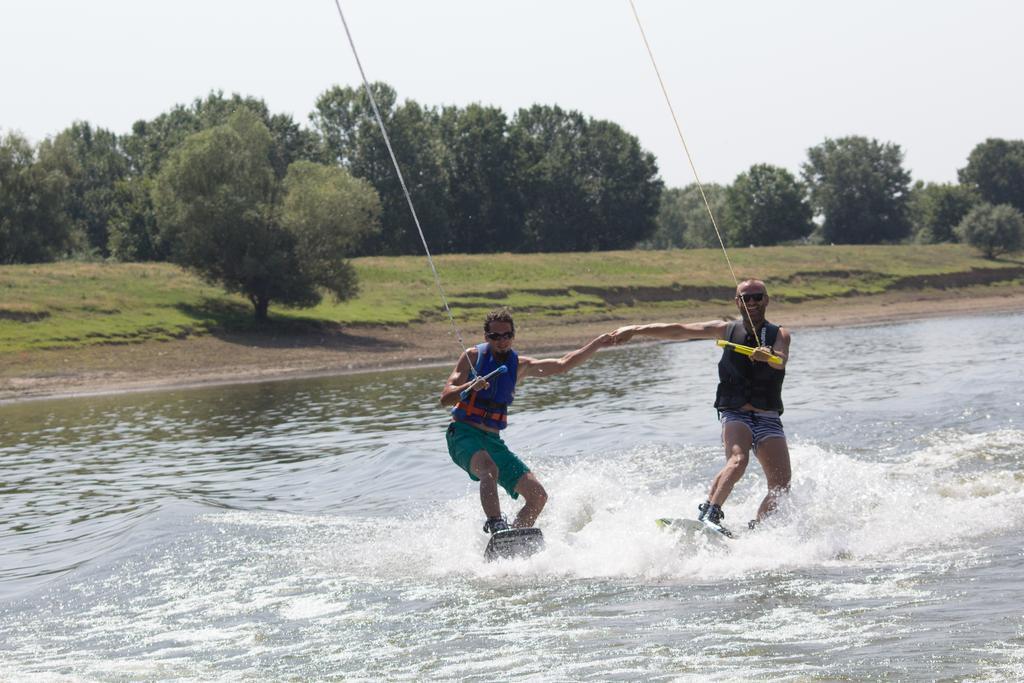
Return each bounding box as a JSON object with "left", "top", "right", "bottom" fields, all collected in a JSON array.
[
  {"left": 153, "top": 110, "right": 379, "bottom": 321},
  {"left": 510, "top": 104, "right": 661, "bottom": 252},
  {"left": 508, "top": 105, "right": 588, "bottom": 251},
  {"left": 124, "top": 91, "right": 320, "bottom": 179},
  {"left": 281, "top": 161, "right": 380, "bottom": 297},
  {"left": 958, "top": 138, "right": 1024, "bottom": 213},
  {"left": 190, "top": 92, "right": 322, "bottom": 179},
  {"left": 955, "top": 202, "right": 1024, "bottom": 258},
  {"left": 0, "top": 131, "right": 71, "bottom": 263},
  {"left": 641, "top": 183, "right": 728, "bottom": 249},
  {"left": 312, "top": 83, "right": 449, "bottom": 255},
  {"left": 107, "top": 176, "right": 166, "bottom": 261},
  {"left": 802, "top": 136, "right": 912, "bottom": 244},
  {"left": 724, "top": 164, "right": 813, "bottom": 246},
  {"left": 908, "top": 181, "right": 977, "bottom": 244},
  {"left": 122, "top": 102, "right": 206, "bottom": 179},
  {"left": 581, "top": 119, "right": 663, "bottom": 249},
  {"left": 265, "top": 112, "right": 324, "bottom": 179},
  {"left": 36, "top": 122, "right": 129, "bottom": 257},
  {"left": 436, "top": 104, "right": 522, "bottom": 253},
  {"left": 117, "top": 92, "right": 322, "bottom": 263}
]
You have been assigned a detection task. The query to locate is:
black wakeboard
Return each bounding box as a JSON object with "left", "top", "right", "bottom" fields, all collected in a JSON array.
[{"left": 484, "top": 527, "right": 545, "bottom": 562}]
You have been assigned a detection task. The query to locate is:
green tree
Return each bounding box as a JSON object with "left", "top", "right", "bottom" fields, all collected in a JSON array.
[
  {"left": 190, "top": 92, "right": 322, "bottom": 179},
  {"left": 107, "top": 176, "right": 166, "bottom": 261},
  {"left": 0, "top": 131, "right": 71, "bottom": 263},
  {"left": 436, "top": 104, "right": 522, "bottom": 253},
  {"left": 509, "top": 105, "right": 587, "bottom": 251},
  {"left": 153, "top": 110, "right": 379, "bottom": 321},
  {"left": 118, "top": 92, "right": 322, "bottom": 263},
  {"left": 958, "top": 138, "right": 1024, "bottom": 213},
  {"left": 802, "top": 136, "right": 912, "bottom": 244},
  {"left": 955, "top": 202, "right": 1024, "bottom": 258},
  {"left": 582, "top": 119, "right": 663, "bottom": 249},
  {"left": 312, "top": 83, "right": 449, "bottom": 255},
  {"left": 124, "top": 91, "right": 320, "bottom": 178},
  {"left": 36, "top": 122, "right": 129, "bottom": 257},
  {"left": 641, "top": 183, "right": 728, "bottom": 249},
  {"left": 281, "top": 161, "right": 380, "bottom": 297},
  {"left": 908, "top": 181, "right": 977, "bottom": 244},
  {"left": 510, "top": 104, "right": 661, "bottom": 252},
  {"left": 724, "top": 164, "right": 813, "bottom": 246}
]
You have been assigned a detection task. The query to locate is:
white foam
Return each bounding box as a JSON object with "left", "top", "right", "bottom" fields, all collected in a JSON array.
[
  {"left": 129, "top": 428, "right": 1022, "bottom": 590},
  {"left": 349, "top": 430, "right": 1024, "bottom": 582},
  {"left": 5, "top": 428, "right": 1021, "bottom": 681}
]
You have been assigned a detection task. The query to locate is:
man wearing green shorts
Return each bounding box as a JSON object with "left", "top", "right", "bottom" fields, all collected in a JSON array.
[{"left": 440, "top": 308, "right": 612, "bottom": 534}]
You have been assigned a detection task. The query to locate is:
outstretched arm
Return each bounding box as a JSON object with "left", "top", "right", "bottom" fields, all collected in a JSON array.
[
  {"left": 440, "top": 348, "right": 488, "bottom": 407},
  {"left": 610, "top": 319, "right": 729, "bottom": 344},
  {"left": 517, "top": 333, "right": 613, "bottom": 380}
]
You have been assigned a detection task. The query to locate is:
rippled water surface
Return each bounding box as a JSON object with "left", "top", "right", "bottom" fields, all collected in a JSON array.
[{"left": 2, "top": 313, "right": 1023, "bottom": 680}]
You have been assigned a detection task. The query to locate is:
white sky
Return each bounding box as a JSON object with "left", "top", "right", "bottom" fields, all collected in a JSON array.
[{"left": 2, "top": 1, "right": 1021, "bottom": 187}]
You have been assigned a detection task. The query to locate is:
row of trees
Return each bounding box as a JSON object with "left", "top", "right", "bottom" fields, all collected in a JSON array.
[
  {"left": 646, "top": 137, "right": 1024, "bottom": 257},
  {"left": 4, "top": 86, "right": 1023, "bottom": 264},
  {"left": 0, "top": 86, "right": 663, "bottom": 265},
  {"left": 314, "top": 86, "right": 663, "bottom": 255},
  {"left": 2, "top": 86, "right": 1022, "bottom": 320}
]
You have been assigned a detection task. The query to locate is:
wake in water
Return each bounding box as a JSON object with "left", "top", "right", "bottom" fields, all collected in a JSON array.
[
  {"left": 315, "top": 427, "right": 1024, "bottom": 582},
  {"left": 4, "top": 427, "right": 1023, "bottom": 681},
  {"left": 6, "top": 314, "right": 1024, "bottom": 680}
]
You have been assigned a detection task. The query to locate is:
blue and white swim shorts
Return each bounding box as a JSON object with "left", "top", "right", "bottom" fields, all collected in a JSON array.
[{"left": 719, "top": 409, "right": 786, "bottom": 447}]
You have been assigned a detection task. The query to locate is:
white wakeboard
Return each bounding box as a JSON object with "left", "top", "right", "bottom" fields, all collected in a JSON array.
[
  {"left": 656, "top": 517, "right": 736, "bottom": 542},
  {"left": 484, "top": 527, "right": 545, "bottom": 562}
]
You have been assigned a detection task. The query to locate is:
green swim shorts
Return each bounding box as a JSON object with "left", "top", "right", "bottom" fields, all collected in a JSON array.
[{"left": 446, "top": 421, "right": 530, "bottom": 499}]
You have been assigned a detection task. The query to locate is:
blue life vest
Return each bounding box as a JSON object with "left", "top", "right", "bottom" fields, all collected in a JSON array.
[
  {"left": 714, "top": 320, "right": 786, "bottom": 414},
  {"left": 451, "top": 343, "right": 518, "bottom": 430}
]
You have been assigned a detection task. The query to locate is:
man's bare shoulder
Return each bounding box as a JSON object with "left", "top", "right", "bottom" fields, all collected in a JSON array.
[
  {"left": 773, "top": 326, "right": 792, "bottom": 352},
  {"left": 450, "top": 346, "right": 478, "bottom": 372}
]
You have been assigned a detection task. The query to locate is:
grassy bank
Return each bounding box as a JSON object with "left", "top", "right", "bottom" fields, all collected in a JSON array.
[{"left": 1, "top": 244, "right": 1021, "bottom": 354}]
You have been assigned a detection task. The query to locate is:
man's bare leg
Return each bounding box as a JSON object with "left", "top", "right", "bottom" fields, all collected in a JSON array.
[
  {"left": 708, "top": 422, "right": 753, "bottom": 507},
  {"left": 512, "top": 472, "right": 548, "bottom": 528},
  {"left": 470, "top": 450, "right": 501, "bottom": 520},
  {"left": 753, "top": 437, "right": 791, "bottom": 522}
]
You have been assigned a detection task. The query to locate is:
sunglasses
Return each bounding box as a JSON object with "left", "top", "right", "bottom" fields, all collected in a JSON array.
[
  {"left": 737, "top": 292, "right": 766, "bottom": 303},
  {"left": 485, "top": 331, "right": 514, "bottom": 341}
]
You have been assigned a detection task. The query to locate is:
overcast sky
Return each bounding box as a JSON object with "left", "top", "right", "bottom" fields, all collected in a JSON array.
[{"left": 2, "top": 1, "right": 1021, "bottom": 187}]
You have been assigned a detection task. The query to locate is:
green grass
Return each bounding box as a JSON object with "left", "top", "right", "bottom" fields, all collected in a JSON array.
[
  {"left": 0, "top": 262, "right": 238, "bottom": 353},
  {"left": 0, "top": 244, "right": 1020, "bottom": 353}
]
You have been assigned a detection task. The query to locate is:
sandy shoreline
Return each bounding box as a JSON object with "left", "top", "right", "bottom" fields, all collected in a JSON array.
[{"left": 2, "top": 286, "right": 1021, "bottom": 405}]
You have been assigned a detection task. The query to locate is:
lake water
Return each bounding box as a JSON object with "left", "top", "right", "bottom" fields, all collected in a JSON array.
[{"left": 1, "top": 312, "right": 1022, "bottom": 680}]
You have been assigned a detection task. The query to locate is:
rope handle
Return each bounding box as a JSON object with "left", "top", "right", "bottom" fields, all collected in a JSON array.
[
  {"left": 460, "top": 365, "right": 508, "bottom": 401},
  {"left": 716, "top": 339, "right": 783, "bottom": 365}
]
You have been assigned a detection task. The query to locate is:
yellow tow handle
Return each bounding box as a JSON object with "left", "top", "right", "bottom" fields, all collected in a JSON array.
[{"left": 716, "top": 339, "right": 783, "bottom": 365}]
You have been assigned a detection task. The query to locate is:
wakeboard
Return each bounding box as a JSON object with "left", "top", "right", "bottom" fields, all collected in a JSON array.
[
  {"left": 656, "top": 517, "right": 735, "bottom": 541},
  {"left": 484, "top": 527, "right": 545, "bottom": 562}
]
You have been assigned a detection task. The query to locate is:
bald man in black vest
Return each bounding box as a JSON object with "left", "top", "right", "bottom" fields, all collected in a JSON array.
[{"left": 610, "top": 279, "right": 792, "bottom": 535}]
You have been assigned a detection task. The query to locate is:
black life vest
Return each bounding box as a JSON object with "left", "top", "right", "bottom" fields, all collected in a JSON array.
[{"left": 714, "top": 320, "right": 785, "bottom": 414}]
